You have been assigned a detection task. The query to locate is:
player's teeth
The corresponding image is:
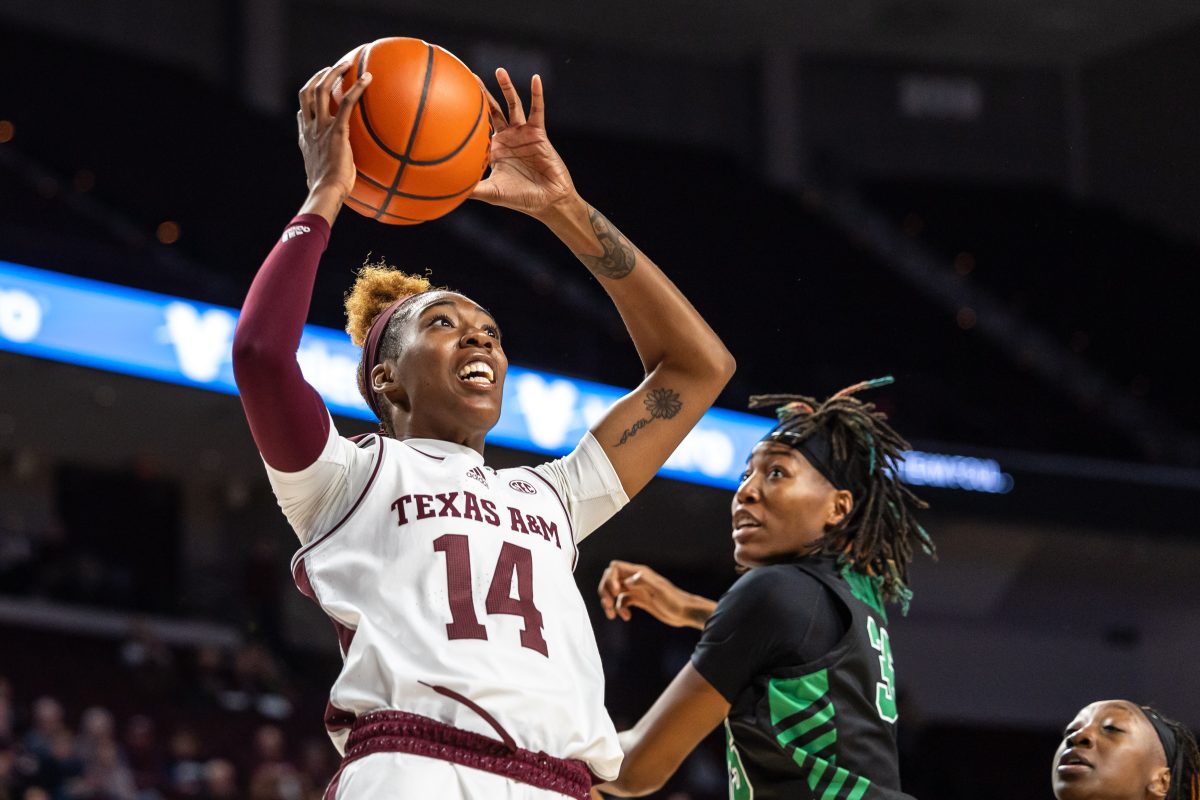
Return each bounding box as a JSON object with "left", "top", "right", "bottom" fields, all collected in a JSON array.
[{"left": 457, "top": 362, "right": 494, "bottom": 382}]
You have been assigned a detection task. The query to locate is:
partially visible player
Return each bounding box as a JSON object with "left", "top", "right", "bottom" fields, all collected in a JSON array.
[
  {"left": 1054, "top": 700, "right": 1199, "bottom": 800},
  {"left": 596, "top": 379, "right": 933, "bottom": 799},
  {"left": 231, "top": 62, "right": 734, "bottom": 799}
]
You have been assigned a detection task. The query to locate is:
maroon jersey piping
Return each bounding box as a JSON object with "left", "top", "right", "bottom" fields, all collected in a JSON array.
[
  {"left": 289, "top": 435, "right": 387, "bottom": 573},
  {"left": 519, "top": 466, "right": 579, "bottom": 571}
]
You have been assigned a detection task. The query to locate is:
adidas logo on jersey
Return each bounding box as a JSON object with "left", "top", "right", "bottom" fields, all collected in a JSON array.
[
  {"left": 465, "top": 466, "right": 488, "bottom": 487},
  {"left": 281, "top": 224, "right": 311, "bottom": 243}
]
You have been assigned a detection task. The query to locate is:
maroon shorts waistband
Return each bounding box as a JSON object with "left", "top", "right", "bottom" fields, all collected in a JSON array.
[{"left": 339, "top": 709, "right": 593, "bottom": 800}]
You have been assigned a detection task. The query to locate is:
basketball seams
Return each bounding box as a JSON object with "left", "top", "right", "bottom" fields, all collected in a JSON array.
[
  {"left": 345, "top": 37, "right": 490, "bottom": 224},
  {"left": 344, "top": 195, "right": 424, "bottom": 223},
  {"left": 353, "top": 42, "right": 413, "bottom": 163},
  {"left": 354, "top": 169, "right": 482, "bottom": 202},
  {"left": 405, "top": 90, "right": 486, "bottom": 167},
  {"left": 353, "top": 48, "right": 485, "bottom": 167},
  {"left": 374, "top": 44, "right": 436, "bottom": 220}
]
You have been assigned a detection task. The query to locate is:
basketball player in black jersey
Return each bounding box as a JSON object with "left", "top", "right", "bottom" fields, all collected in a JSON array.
[{"left": 595, "top": 378, "right": 934, "bottom": 800}]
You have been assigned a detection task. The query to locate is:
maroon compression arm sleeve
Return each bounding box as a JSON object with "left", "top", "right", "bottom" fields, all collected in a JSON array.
[{"left": 232, "top": 214, "right": 336, "bottom": 472}]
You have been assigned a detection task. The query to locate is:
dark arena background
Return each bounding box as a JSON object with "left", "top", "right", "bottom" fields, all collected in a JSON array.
[{"left": 3, "top": 2, "right": 1200, "bottom": 798}]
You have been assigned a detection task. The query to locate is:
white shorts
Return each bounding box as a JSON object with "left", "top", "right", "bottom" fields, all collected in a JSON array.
[{"left": 328, "top": 751, "right": 580, "bottom": 799}]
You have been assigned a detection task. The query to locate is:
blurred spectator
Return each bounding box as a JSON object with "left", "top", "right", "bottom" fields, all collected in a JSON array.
[
  {"left": 250, "top": 726, "right": 285, "bottom": 772},
  {"left": 2, "top": 745, "right": 17, "bottom": 800},
  {"left": 295, "top": 739, "right": 332, "bottom": 800},
  {"left": 165, "top": 730, "right": 204, "bottom": 798},
  {"left": 197, "top": 760, "right": 236, "bottom": 800},
  {"left": 80, "top": 739, "right": 135, "bottom": 800},
  {"left": 120, "top": 717, "right": 162, "bottom": 796},
  {"left": 247, "top": 726, "right": 301, "bottom": 800},
  {"left": 22, "top": 699, "right": 65, "bottom": 760},
  {"left": 30, "top": 729, "right": 85, "bottom": 799},
  {"left": 74, "top": 708, "right": 116, "bottom": 769},
  {"left": 247, "top": 763, "right": 302, "bottom": 800}
]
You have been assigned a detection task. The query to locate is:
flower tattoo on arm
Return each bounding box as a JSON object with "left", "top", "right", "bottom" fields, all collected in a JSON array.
[{"left": 615, "top": 388, "right": 684, "bottom": 446}]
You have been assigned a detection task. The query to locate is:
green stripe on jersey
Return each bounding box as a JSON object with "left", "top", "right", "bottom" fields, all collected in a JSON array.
[
  {"left": 768, "top": 669, "right": 829, "bottom": 724},
  {"left": 840, "top": 566, "right": 887, "bottom": 621},
  {"left": 768, "top": 669, "right": 874, "bottom": 800}
]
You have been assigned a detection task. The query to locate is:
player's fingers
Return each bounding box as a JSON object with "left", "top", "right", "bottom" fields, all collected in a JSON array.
[
  {"left": 602, "top": 560, "right": 631, "bottom": 590},
  {"left": 300, "top": 66, "right": 329, "bottom": 100},
  {"left": 617, "top": 583, "right": 658, "bottom": 613},
  {"left": 299, "top": 66, "right": 331, "bottom": 119},
  {"left": 613, "top": 593, "right": 633, "bottom": 622},
  {"left": 317, "top": 62, "right": 353, "bottom": 122},
  {"left": 496, "top": 67, "right": 527, "bottom": 126},
  {"left": 527, "top": 74, "right": 546, "bottom": 130},
  {"left": 333, "top": 72, "right": 372, "bottom": 129},
  {"left": 597, "top": 569, "right": 616, "bottom": 619},
  {"left": 610, "top": 559, "right": 645, "bottom": 576},
  {"left": 475, "top": 73, "right": 509, "bottom": 132},
  {"left": 598, "top": 564, "right": 623, "bottom": 614}
]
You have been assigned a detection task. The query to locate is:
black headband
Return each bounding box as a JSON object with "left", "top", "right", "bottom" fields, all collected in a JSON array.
[
  {"left": 1142, "top": 706, "right": 1180, "bottom": 767},
  {"left": 765, "top": 425, "right": 856, "bottom": 492}
]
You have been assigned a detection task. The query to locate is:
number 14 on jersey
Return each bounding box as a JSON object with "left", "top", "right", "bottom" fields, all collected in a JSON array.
[{"left": 433, "top": 534, "right": 549, "bottom": 657}]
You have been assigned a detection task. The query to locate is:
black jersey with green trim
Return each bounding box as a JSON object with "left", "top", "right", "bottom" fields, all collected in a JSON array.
[{"left": 696, "top": 556, "right": 914, "bottom": 800}]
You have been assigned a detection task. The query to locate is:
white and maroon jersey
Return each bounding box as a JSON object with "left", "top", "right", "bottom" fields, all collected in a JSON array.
[{"left": 266, "top": 417, "right": 628, "bottom": 780}]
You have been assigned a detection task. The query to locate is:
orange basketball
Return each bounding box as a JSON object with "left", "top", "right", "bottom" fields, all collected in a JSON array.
[{"left": 331, "top": 37, "right": 491, "bottom": 225}]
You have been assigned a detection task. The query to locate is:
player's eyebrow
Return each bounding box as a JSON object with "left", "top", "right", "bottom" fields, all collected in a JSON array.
[{"left": 419, "top": 297, "right": 501, "bottom": 333}]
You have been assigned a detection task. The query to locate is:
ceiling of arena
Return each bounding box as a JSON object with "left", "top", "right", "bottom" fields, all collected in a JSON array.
[
  {"left": 1, "top": 0, "right": 1199, "bottom": 67},
  {"left": 324, "top": 0, "right": 1200, "bottom": 63}
]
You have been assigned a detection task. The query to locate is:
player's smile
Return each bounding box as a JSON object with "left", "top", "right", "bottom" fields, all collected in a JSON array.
[
  {"left": 391, "top": 292, "right": 508, "bottom": 442},
  {"left": 456, "top": 357, "right": 497, "bottom": 387}
]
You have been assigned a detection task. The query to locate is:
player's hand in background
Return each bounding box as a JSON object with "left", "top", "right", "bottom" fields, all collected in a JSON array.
[
  {"left": 598, "top": 560, "right": 716, "bottom": 630},
  {"left": 471, "top": 68, "right": 577, "bottom": 220}
]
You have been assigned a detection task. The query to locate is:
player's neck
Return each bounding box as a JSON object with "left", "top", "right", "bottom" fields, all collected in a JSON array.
[{"left": 391, "top": 415, "right": 488, "bottom": 456}]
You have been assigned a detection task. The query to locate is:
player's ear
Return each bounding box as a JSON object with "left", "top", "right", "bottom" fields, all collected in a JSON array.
[
  {"left": 826, "top": 489, "right": 854, "bottom": 528},
  {"left": 1148, "top": 766, "right": 1170, "bottom": 799},
  {"left": 372, "top": 362, "right": 410, "bottom": 411}
]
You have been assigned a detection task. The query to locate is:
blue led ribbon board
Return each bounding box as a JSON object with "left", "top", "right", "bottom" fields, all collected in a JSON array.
[{"left": 0, "top": 259, "right": 1010, "bottom": 493}]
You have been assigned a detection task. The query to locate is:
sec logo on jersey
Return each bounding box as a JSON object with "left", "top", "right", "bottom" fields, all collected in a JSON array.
[{"left": 509, "top": 479, "right": 537, "bottom": 495}]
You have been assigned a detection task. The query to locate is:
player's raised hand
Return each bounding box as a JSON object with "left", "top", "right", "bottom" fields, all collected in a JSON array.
[
  {"left": 471, "top": 69, "right": 577, "bottom": 219},
  {"left": 598, "top": 560, "right": 713, "bottom": 629},
  {"left": 297, "top": 63, "right": 371, "bottom": 210}
]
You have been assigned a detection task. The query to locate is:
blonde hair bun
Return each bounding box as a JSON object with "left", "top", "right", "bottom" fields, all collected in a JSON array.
[{"left": 344, "top": 261, "right": 435, "bottom": 346}]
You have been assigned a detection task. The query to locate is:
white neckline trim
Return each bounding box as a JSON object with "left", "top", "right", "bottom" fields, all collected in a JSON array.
[{"left": 400, "top": 437, "right": 486, "bottom": 464}]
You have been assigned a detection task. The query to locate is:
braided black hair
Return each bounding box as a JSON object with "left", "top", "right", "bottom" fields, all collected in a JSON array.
[
  {"left": 1143, "top": 705, "right": 1200, "bottom": 800},
  {"left": 749, "top": 377, "right": 935, "bottom": 608}
]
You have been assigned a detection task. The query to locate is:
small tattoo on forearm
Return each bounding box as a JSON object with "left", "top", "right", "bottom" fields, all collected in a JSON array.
[
  {"left": 615, "top": 388, "right": 683, "bottom": 446},
  {"left": 578, "top": 207, "right": 637, "bottom": 280}
]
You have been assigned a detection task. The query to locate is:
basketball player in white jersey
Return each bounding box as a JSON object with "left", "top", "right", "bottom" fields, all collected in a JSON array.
[{"left": 231, "top": 62, "right": 735, "bottom": 799}]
